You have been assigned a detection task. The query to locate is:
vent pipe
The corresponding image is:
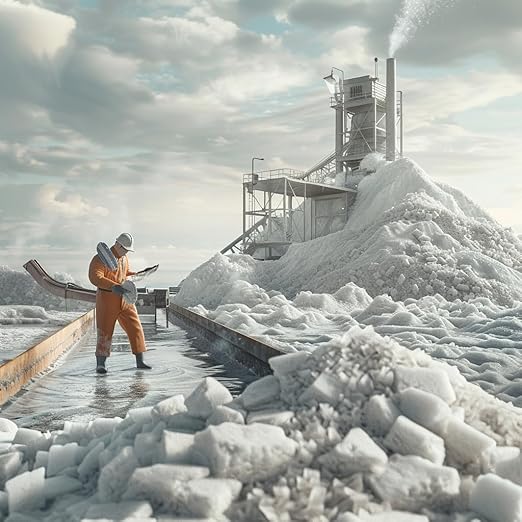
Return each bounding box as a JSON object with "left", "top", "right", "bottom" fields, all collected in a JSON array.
[{"left": 386, "top": 58, "right": 397, "bottom": 161}]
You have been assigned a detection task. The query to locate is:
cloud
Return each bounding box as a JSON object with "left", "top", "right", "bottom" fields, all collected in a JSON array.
[
  {"left": 0, "top": 0, "right": 75, "bottom": 60},
  {"left": 38, "top": 185, "right": 109, "bottom": 218},
  {"left": 401, "top": 71, "right": 522, "bottom": 130},
  {"left": 1, "top": 0, "right": 521, "bottom": 284}
]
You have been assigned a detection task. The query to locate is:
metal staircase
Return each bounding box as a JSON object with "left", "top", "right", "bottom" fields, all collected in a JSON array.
[{"left": 220, "top": 216, "right": 268, "bottom": 255}]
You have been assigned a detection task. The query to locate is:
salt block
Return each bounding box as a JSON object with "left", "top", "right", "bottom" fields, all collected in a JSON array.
[
  {"left": 47, "top": 442, "right": 80, "bottom": 477},
  {"left": 167, "top": 412, "right": 206, "bottom": 433},
  {"left": 364, "top": 395, "right": 400, "bottom": 436},
  {"left": 159, "top": 431, "right": 195, "bottom": 464},
  {"left": 123, "top": 464, "right": 210, "bottom": 511},
  {"left": 89, "top": 417, "right": 122, "bottom": 438},
  {"left": 12, "top": 427, "right": 42, "bottom": 445},
  {"left": 394, "top": 366, "right": 456, "bottom": 404},
  {"left": 363, "top": 512, "right": 429, "bottom": 521},
  {"left": 185, "top": 377, "right": 233, "bottom": 420},
  {"left": 241, "top": 375, "right": 281, "bottom": 410},
  {"left": 126, "top": 407, "right": 153, "bottom": 425},
  {"left": 269, "top": 351, "right": 310, "bottom": 376},
  {"left": 33, "top": 450, "right": 48, "bottom": 470},
  {"left": 247, "top": 409, "right": 294, "bottom": 427},
  {"left": 0, "top": 418, "right": 18, "bottom": 436},
  {"left": 368, "top": 455, "right": 460, "bottom": 511},
  {"left": 85, "top": 500, "right": 153, "bottom": 520},
  {"left": 151, "top": 394, "right": 186, "bottom": 421},
  {"left": 207, "top": 405, "right": 245, "bottom": 426},
  {"left": 63, "top": 421, "right": 91, "bottom": 442},
  {"left": 184, "top": 478, "right": 242, "bottom": 517},
  {"left": 443, "top": 417, "right": 496, "bottom": 466},
  {"left": 43, "top": 475, "right": 82, "bottom": 499},
  {"left": 384, "top": 416, "right": 445, "bottom": 465},
  {"left": 494, "top": 448, "right": 521, "bottom": 486},
  {"left": 399, "top": 387, "right": 452, "bottom": 434},
  {"left": 6, "top": 467, "right": 45, "bottom": 513},
  {"left": 470, "top": 473, "right": 522, "bottom": 522},
  {"left": 298, "top": 371, "right": 343, "bottom": 406},
  {"left": 0, "top": 451, "right": 23, "bottom": 488},
  {"left": 134, "top": 432, "right": 159, "bottom": 466},
  {"left": 98, "top": 446, "right": 139, "bottom": 502},
  {"left": 193, "top": 422, "right": 297, "bottom": 482},
  {"left": 78, "top": 441, "right": 104, "bottom": 481},
  {"left": 321, "top": 427, "right": 387, "bottom": 475}
]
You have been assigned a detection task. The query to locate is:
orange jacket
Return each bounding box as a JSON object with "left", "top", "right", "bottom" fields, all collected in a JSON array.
[{"left": 88, "top": 246, "right": 136, "bottom": 290}]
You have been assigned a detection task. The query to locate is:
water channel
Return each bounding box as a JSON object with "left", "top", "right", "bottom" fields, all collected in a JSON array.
[{"left": 2, "top": 311, "right": 258, "bottom": 431}]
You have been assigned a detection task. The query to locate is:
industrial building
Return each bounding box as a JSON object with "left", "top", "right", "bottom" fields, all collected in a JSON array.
[{"left": 222, "top": 58, "right": 403, "bottom": 260}]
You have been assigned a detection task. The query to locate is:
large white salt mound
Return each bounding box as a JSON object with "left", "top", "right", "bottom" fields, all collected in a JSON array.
[
  {"left": 175, "top": 157, "right": 522, "bottom": 308},
  {"left": 347, "top": 157, "right": 490, "bottom": 232}
]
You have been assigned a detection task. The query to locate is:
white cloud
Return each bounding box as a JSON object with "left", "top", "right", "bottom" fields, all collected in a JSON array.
[
  {"left": 318, "top": 26, "right": 373, "bottom": 71},
  {"left": 38, "top": 186, "right": 109, "bottom": 218},
  {"left": 402, "top": 71, "right": 522, "bottom": 130},
  {"left": 0, "top": 0, "right": 75, "bottom": 60}
]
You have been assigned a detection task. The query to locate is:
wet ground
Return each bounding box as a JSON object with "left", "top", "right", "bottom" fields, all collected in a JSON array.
[{"left": 1, "top": 311, "right": 258, "bottom": 431}]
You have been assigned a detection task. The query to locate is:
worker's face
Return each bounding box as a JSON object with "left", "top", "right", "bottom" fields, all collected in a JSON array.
[{"left": 114, "top": 242, "right": 129, "bottom": 257}]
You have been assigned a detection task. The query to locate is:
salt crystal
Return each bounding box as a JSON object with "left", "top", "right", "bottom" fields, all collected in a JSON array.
[
  {"left": 443, "top": 417, "right": 496, "bottom": 467},
  {"left": 159, "top": 431, "right": 195, "bottom": 464},
  {"left": 241, "top": 375, "right": 281, "bottom": 410},
  {"left": 6, "top": 467, "right": 45, "bottom": 513},
  {"left": 470, "top": 473, "right": 522, "bottom": 522},
  {"left": 384, "top": 416, "right": 445, "bottom": 465},
  {"left": 185, "top": 377, "right": 233, "bottom": 419},
  {"left": 394, "top": 366, "right": 456, "bottom": 404},
  {"left": 398, "top": 387, "right": 452, "bottom": 433},
  {"left": 364, "top": 395, "right": 400, "bottom": 436}
]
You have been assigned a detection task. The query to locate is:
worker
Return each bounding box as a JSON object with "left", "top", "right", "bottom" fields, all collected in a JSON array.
[{"left": 88, "top": 232, "right": 152, "bottom": 374}]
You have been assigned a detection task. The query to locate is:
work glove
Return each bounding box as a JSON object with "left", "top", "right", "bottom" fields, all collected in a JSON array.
[{"left": 111, "top": 284, "right": 128, "bottom": 296}]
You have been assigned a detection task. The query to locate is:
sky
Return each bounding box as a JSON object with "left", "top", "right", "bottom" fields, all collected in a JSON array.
[{"left": 0, "top": 0, "right": 521, "bottom": 288}]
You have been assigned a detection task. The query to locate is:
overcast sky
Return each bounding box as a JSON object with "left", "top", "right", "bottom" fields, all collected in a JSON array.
[{"left": 1, "top": 0, "right": 521, "bottom": 287}]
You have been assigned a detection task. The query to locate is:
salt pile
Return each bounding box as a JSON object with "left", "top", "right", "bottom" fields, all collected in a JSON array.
[
  {"left": 0, "top": 327, "right": 520, "bottom": 521},
  {"left": 174, "top": 157, "right": 522, "bottom": 405},
  {"left": 1, "top": 155, "right": 520, "bottom": 520},
  {"left": 0, "top": 267, "right": 90, "bottom": 312}
]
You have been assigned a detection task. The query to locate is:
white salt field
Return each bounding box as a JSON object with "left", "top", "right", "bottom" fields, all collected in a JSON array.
[
  {"left": 0, "top": 307, "right": 83, "bottom": 363},
  {"left": 0, "top": 155, "right": 520, "bottom": 521}
]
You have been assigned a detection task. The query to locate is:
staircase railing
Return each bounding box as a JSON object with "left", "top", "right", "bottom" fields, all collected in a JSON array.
[{"left": 220, "top": 216, "right": 268, "bottom": 255}]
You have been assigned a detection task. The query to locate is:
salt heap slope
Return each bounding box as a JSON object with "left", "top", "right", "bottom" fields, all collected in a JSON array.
[
  {"left": 177, "top": 157, "right": 522, "bottom": 307},
  {"left": 174, "top": 157, "right": 522, "bottom": 404},
  {"left": 0, "top": 327, "right": 521, "bottom": 521},
  {"left": 0, "top": 266, "right": 91, "bottom": 312}
]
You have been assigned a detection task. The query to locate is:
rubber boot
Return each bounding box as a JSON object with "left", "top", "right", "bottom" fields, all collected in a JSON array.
[
  {"left": 96, "top": 355, "right": 107, "bottom": 374},
  {"left": 135, "top": 353, "right": 152, "bottom": 369}
]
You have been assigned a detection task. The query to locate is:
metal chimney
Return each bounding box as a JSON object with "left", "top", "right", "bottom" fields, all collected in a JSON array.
[{"left": 386, "top": 58, "right": 397, "bottom": 161}]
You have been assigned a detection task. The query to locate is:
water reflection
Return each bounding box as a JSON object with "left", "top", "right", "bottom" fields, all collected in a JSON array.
[{"left": 2, "top": 315, "right": 258, "bottom": 431}]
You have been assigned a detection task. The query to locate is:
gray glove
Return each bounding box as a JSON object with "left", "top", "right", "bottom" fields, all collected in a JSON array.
[{"left": 111, "top": 284, "right": 128, "bottom": 296}]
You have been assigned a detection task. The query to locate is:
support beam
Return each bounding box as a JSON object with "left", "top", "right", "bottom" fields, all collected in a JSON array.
[{"left": 386, "top": 57, "right": 397, "bottom": 161}]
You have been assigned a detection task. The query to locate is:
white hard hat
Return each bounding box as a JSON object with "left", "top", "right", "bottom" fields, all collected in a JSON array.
[{"left": 115, "top": 232, "right": 135, "bottom": 252}]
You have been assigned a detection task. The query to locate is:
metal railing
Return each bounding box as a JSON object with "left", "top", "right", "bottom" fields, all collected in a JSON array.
[{"left": 220, "top": 216, "right": 268, "bottom": 255}]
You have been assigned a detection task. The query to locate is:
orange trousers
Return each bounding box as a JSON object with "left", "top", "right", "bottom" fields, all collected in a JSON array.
[{"left": 95, "top": 290, "right": 146, "bottom": 357}]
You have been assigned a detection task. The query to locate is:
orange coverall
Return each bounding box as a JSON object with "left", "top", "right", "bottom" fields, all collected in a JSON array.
[{"left": 88, "top": 248, "right": 146, "bottom": 357}]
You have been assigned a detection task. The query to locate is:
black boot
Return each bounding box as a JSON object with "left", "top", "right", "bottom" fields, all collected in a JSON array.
[
  {"left": 96, "top": 355, "right": 107, "bottom": 374},
  {"left": 135, "top": 353, "right": 152, "bottom": 369}
]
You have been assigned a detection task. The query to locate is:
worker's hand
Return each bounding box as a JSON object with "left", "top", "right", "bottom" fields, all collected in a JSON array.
[{"left": 111, "top": 284, "right": 128, "bottom": 296}]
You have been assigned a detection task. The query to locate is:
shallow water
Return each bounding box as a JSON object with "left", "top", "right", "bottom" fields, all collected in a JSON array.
[{"left": 2, "top": 312, "right": 257, "bottom": 431}]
